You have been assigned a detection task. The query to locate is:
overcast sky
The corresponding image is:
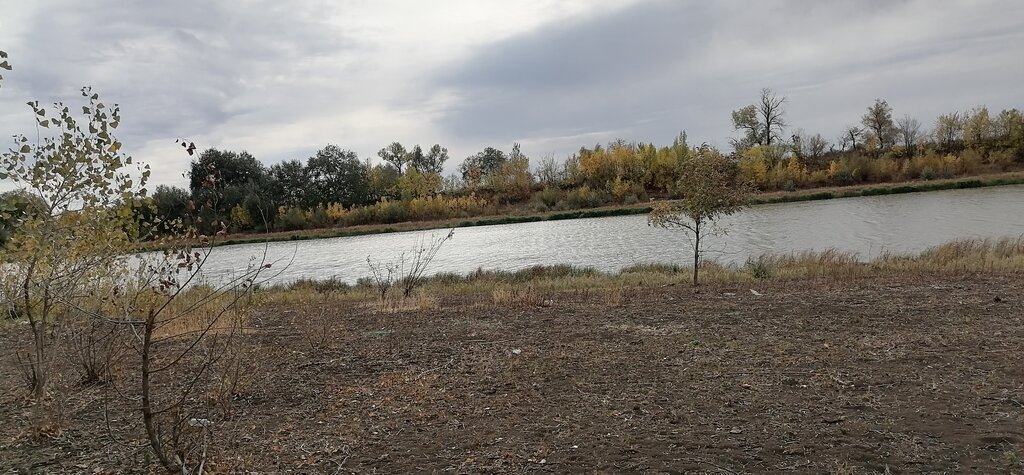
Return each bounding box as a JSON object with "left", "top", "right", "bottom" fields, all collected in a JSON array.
[{"left": 1, "top": 0, "right": 1022, "bottom": 188}]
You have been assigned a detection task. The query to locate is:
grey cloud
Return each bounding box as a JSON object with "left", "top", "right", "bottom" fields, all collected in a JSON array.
[
  {"left": 440, "top": 2, "right": 712, "bottom": 91},
  {"left": 434, "top": 0, "right": 1024, "bottom": 155},
  {"left": 2, "top": 0, "right": 1023, "bottom": 186},
  {"left": 2, "top": 0, "right": 355, "bottom": 158}
]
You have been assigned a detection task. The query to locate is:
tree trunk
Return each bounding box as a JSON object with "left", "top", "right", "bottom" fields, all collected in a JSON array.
[
  {"left": 692, "top": 219, "right": 701, "bottom": 286},
  {"left": 24, "top": 259, "right": 48, "bottom": 399},
  {"left": 141, "top": 309, "right": 179, "bottom": 473},
  {"left": 31, "top": 320, "right": 47, "bottom": 399}
]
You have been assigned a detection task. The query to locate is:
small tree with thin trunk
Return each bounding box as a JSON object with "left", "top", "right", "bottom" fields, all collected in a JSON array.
[
  {"left": 2, "top": 50, "right": 283, "bottom": 473},
  {"left": 649, "top": 145, "right": 750, "bottom": 286},
  {"left": 0, "top": 81, "right": 148, "bottom": 399}
]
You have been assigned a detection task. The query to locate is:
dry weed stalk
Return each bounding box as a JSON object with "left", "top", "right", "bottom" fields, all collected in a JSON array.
[{"left": 367, "top": 229, "right": 454, "bottom": 310}]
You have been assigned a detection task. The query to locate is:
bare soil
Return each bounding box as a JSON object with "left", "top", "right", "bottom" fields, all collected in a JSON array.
[{"left": 2, "top": 273, "right": 1023, "bottom": 473}]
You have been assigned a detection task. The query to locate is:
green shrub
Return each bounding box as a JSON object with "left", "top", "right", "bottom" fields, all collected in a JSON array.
[
  {"left": 534, "top": 186, "right": 562, "bottom": 208},
  {"left": 744, "top": 256, "right": 774, "bottom": 279},
  {"left": 278, "top": 207, "right": 309, "bottom": 231},
  {"left": 561, "top": 185, "right": 608, "bottom": 209},
  {"left": 375, "top": 199, "right": 408, "bottom": 224},
  {"left": 833, "top": 170, "right": 856, "bottom": 186}
]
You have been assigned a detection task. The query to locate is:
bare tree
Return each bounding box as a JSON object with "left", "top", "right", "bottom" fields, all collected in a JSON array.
[
  {"left": 839, "top": 126, "right": 864, "bottom": 151},
  {"left": 398, "top": 229, "right": 455, "bottom": 298},
  {"left": 896, "top": 115, "right": 922, "bottom": 156},
  {"left": 791, "top": 129, "right": 829, "bottom": 162},
  {"left": 534, "top": 155, "right": 563, "bottom": 187},
  {"left": 805, "top": 133, "right": 829, "bottom": 161},
  {"left": 757, "top": 88, "right": 788, "bottom": 146},
  {"left": 731, "top": 88, "right": 787, "bottom": 149},
  {"left": 131, "top": 243, "right": 277, "bottom": 474}
]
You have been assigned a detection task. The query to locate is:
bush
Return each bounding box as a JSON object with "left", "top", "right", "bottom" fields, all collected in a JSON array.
[
  {"left": 561, "top": 185, "right": 608, "bottom": 209},
  {"left": 344, "top": 205, "right": 376, "bottom": 226},
  {"left": 865, "top": 156, "right": 899, "bottom": 182},
  {"left": 744, "top": 256, "right": 774, "bottom": 279},
  {"left": 278, "top": 206, "right": 308, "bottom": 231},
  {"left": 833, "top": 170, "right": 856, "bottom": 186},
  {"left": 374, "top": 199, "right": 408, "bottom": 224},
  {"left": 305, "top": 205, "right": 329, "bottom": 228},
  {"left": 989, "top": 149, "right": 1017, "bottom": 170},
  {"left": 960, "top": 149, "right": 984, "bottom": 174},
  {"left": 534, "top": 186, "right": 562, "bottom": 208},
  {"left": 610, "top": 177, "right": 643, "bottom": 202}
]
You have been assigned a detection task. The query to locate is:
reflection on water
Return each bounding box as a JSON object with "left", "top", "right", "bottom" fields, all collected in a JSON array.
[{"left": 188, "top": 185, "right": 1024, "bottom": 285}]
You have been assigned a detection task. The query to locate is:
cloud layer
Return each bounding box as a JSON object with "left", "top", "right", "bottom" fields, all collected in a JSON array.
[{"left": 1, "top": 0, "right": 1022, "bottom": 187}]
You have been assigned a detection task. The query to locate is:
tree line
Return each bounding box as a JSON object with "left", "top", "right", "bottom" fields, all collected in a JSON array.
[{"left": 140, "top": 90, "right": 1023, "bottom": 236}]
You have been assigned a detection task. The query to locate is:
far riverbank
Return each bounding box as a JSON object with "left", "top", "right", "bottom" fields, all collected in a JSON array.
[{"left": 143, "top": 171, "right": 1024, "bottom": 251}]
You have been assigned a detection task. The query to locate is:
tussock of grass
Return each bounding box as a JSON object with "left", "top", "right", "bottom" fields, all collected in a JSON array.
[
  {"left": 287, "top": 277, "right": 353, "bottom": 293},
  {"left": 491, "top": 287, "right": 545, "bottom": 307},
  {"left": 621, "top": 263, "right": 686, "bottom": 275},
  {"left": 744, "top": 249, "right": 865, "bottom": 280}
]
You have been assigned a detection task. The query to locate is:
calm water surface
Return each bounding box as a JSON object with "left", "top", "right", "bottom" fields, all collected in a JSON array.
[{"left": 189, "top": 185, "right": 1024, "bottom": 285}]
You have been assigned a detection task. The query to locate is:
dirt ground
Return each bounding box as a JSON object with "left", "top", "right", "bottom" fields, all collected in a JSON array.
[{"left": 2, "top": 272, "right": 1023, "bottom": 473}]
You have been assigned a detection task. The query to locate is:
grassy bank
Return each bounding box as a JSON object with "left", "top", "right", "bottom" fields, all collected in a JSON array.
[
  {"left": 146, "top": 171, "right": 1024, "bottom": 250},
  {"left": 266, "top": 236, "right": 1024, "bottom": 307}
]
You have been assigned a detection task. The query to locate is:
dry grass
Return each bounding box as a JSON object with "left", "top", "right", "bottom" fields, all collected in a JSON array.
[
  {"left": 601, "top": 287, "right": 624, "bottom": 307},
  {"left": 379, "top": 293, "right": 439, "bottom": 313},
  {"left": 261, "top": 236, "right": 1024, "bottom": 305},
  {"left": 886, "top": 235, "right": 1024, "bottom": 272},
  {"left": 151, "top": 287, "right": 251, "bottom": 339},
  {"left": 491, "top": 286, "right": 547, "bottom": 307}
]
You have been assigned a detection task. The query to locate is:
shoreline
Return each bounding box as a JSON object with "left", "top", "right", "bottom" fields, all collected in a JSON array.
[{"left": 144, "top": 171, "right": 1024, "bottom": 250}]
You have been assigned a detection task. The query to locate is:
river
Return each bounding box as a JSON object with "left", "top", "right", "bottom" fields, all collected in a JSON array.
[{"left": 187, "top": 185, "right": 1024, "bottom": 285}]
